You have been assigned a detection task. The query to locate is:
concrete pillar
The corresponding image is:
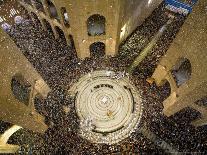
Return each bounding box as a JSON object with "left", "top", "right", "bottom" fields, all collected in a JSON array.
[
  {"left": 152, "top": 0, "right": 207, "bottom": 126},
  {"left": 0, "top": 28, "right": 50, "bottom": 133}
]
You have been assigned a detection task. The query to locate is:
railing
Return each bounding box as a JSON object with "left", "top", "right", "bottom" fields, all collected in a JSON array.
[{"left": 165, "top": 0, "right": 198, "bottom": 15}]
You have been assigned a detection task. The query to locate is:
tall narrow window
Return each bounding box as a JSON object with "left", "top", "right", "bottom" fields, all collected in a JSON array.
[
  {"left": 61, "top": 7, "right": 69, "bottom": 27},
  {"left": 87, "top": 14, "right": 106, "bottom": 36}
]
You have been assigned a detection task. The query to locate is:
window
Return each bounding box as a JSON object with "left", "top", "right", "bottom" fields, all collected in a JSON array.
[{"left": 87, "top": 14, "right": 106, "bottom": 36}]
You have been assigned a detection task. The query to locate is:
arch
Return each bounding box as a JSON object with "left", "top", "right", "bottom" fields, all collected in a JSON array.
[
  {"left": 87, "top": 14, "right": 106, "bottom": 36},
  {"left": 171, "top": 58, "right": 192, "bottom": 87},
  {"left": 46, "top": 0, "right": 59, "bottom": 21},
  {"left": 33, "top": 0, "right": 45, "bottom": 13},
  {"left": 89, "top": 42, "right": 105, "bottom": 57},
  {"left": 11, "top": 74, "right": 31, "bottom": 105},
  {"left": 55, "top": 26, "right": 66, "bottom": 42},
  {"left": 61, "top": 7, "right": 70, "bottom": 27}
]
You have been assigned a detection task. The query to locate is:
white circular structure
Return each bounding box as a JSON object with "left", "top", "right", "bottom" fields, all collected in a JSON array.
[{"left": 68, "top": 70, "right": 143, "bottom": 144}]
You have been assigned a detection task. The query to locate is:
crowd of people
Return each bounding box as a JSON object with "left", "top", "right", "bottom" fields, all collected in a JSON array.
[{"left": 2, "top": 3, "right": 206, "bottom": 154}]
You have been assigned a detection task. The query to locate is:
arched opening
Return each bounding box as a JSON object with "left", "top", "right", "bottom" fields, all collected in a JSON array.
[
  {"left": 55, "top": 26, "right": 66, "bottom": 43},
  {"left": 30, "top": 12, "right": 41, "bottom": 26},
  {"left": 42, "top": 19, "right": 54, "bottom": 38},
  {"left": 33, "top": 0, "right": 45, "bottom": 13},
  {"left": 61, "top": 7, "right": 69, "bottom": 28},
  {"left": 171, "top": 58, "right": 192, "bottom": 87},
  {"left": 46, "top": 0, "right": 59, "bottom": 21},
  {"left": 11, "top": 74, "right": 31, "bottom": 105},
  {"left": 87, "top": 14, "right": 106, "bottom": 36},
  {"left": 89, "top": 42, "right": 105, "bottom": 57}
]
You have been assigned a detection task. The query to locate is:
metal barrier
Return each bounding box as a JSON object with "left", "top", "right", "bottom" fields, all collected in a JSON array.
[{"left": 165, "top": 0, "right": 197, "bottom": 15}]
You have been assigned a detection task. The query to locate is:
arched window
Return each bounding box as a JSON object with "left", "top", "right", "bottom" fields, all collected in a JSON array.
[
  {"left": 46, "top": 0, "right": 59, "bottom": 21},
  {"left": 11, "top": 74, "right": 31, "bottom": 105},
  {"left": 61, "top": 7, "right": 69, "bottom": 27},
  {"left": 89, "top": 42, "right": 105, "bottom": 57},
  {"left": 87, "top": 14, "right": 106, "bottom": 36},
  {"left": 171, "top": 58, "right": 192, "bottom": 87}
]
